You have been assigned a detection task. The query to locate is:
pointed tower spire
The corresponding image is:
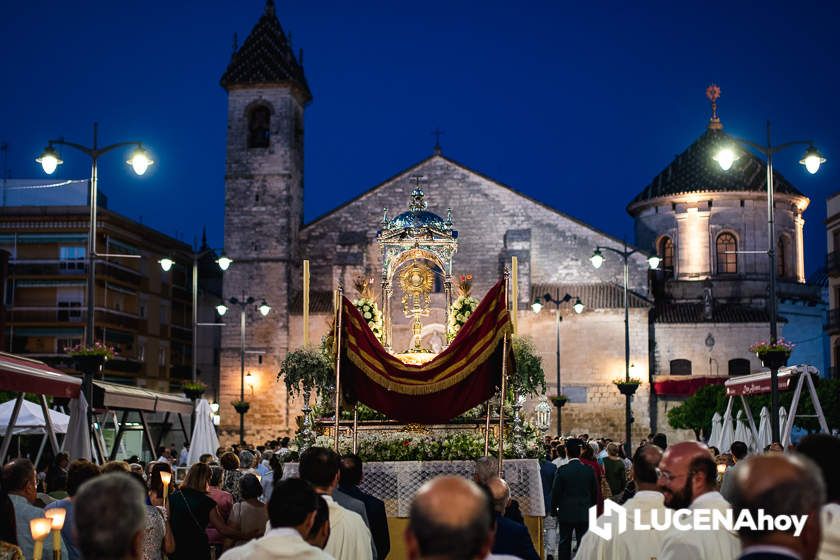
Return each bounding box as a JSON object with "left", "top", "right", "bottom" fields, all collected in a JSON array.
[
  {"left": 706, "top": 84, "right": 723, "bottom": 131},
  {"left": 265, "top": 0, "right": 275, "bottom": 16},
  {"left": 201, "top": 226, "right": 208, "bottom": 250}
]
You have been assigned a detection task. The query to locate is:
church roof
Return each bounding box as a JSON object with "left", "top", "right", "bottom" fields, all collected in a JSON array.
[
  {"left": 219, "top": 0, "right": 311, "bottom": 101},
  {"left": 628, "top": 128, "right": 806, "bottom": 209},
  {"left": 654, "top": 302, "right": 783, "bottom": 324}
]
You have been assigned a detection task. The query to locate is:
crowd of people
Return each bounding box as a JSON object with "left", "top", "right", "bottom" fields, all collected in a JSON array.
[{"left": 2, "top": 431, "right": 840, "bottom": 560}]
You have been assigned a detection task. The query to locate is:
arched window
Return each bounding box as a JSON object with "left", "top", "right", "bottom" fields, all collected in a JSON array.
[
  {"left": 777, "top": 236, "right": 790, "bottom": 278},
  {"left": 716, "top": 232, "right": 737, "bottom": 274},
  {"left": 247, "top": 106, "right": 271, "bottom": 148},
  {"left": 670, "top": 359, "right": 692, "bottom": 376},
  {"left": 728, "top": 358, "right": 750, "bottom": 376},
  {"left": 659, "top": 236, "right": 674, "bottom": 276}
]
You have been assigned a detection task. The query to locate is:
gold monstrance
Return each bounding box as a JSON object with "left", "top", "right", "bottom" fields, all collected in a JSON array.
[{"left": 399, "top": 260, "right": 434, "bottom": 353}]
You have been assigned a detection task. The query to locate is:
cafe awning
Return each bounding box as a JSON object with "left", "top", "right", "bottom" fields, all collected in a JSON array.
[
  {"left": 724, "top": 365, "right": 816, "bottom": 397},
  {"left": 0, "top": 352, "right": 81, "bottom": 398},
  {"left": 91, "top": 380, "right": 193, "bottom": 415}
]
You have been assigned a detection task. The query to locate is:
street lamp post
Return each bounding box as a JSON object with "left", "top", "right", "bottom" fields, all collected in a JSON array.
[
  {"left": 36, "top": 122, "right": 154, "bottom": 347},
  {"left": 159, "top": 251, "right": 232, "bottom": 382},
  {"left": 216, "top": 295, "right": 271, "bottom": 444},
  {"left": 531, "top": 293, "right": 584, "bottom": 436},
  {"left": 591, "top": 243, "right": 660, "bottom": 455},
  {"left": 714, "top": 122, "right": 825, "bottom": 443}
]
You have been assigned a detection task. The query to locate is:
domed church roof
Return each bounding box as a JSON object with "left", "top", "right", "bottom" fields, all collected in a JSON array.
[{"left": 628, "top": 86, "right": 806, "bottom": 212}]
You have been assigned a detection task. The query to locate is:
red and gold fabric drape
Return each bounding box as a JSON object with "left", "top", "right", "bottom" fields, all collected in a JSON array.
[{"left": 341, "top": 279, "right": 512, "bottom": 423}]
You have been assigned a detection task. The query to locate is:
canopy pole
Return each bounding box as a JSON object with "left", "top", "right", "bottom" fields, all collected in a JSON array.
[
  {"left": 303, "top": 260, "right": 310, "bottom": 347},
  {"left": 334, "top": 286, "right": 344, "bottom": 452},
  {"left": 34, "top": 433, "right": 48, "bottom": 469},
  {"left": 39, "top": 394, "right": 59, "bottom": 456},
  {"left": 498, "top": 333, "right": 508, "bottom": 476},
  {"left": 155, "top": 412, "right": 171, "bottom": 450},
  {"left": 109, "top": 410, "right": 130, "bottom": 461},
  {"left": 138, "top": 410, "right": 156, "bottom": 461},
  {"left": 352, "top": 405, "right": 358, "bottom": 454},
  {"left": 0, "top": 394, "right": 24, "bottom": 464},
  {"left": 739, "top": 395, "right": 760, "bottom": 450},
  {"left": 484, "top": 397, "right": 492, "bottom": 456},
  {"left": 511, "top": 257, "right": 518, "bottom": 334},
  {"left": 177, "top": 413, "right": 190, "bottom": 446}
]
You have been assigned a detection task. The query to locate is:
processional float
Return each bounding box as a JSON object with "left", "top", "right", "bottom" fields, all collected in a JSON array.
[{"left": 304, "top": 183, "right": 517, "bottom": 469}]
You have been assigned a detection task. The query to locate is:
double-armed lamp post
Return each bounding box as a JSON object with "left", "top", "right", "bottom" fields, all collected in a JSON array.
[
  {"left": 36, "top": 122, "right": 154, "bottom": 346},
  {"left": 531, "top": 293, "right": 584, "bottom": 435},
  {"left": 216, "top": 296, "right": 271, "bottom": 444},
  {"left": 713, "top": 123, "right": 825, "bottom": 444},
  {"left": 591, "top": 244, "right": 660, "bottom": 455}
]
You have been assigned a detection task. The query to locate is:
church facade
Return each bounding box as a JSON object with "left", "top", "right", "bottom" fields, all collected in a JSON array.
[{"left": 217, "top": 2, "right": 822, "bottom": 444}]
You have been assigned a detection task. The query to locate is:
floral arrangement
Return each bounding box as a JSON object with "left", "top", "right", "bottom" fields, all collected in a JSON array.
[
  {"left": 749, "top": 339, "right": 795, "bottom": 356},
  {"left": 612, "top": 377, "right": 643, "bottom": 386},
  {"left": 353, "top": 276, "right": 383, "bottom": 342},
  {"left": 510, "top": 336, "right": 546, "bottom": 398},
  {"left": 64, "top": 342, "right": 116, "bottom": 359},
  {"left": 448, "top": 274, "right": 478, "bottom": 340},
  {"left": 308, "top": 426, "right": 542, "bottom": 462},
  {"left": 278, "top": 347, "right": 334, "bottom": 397},
  {"left": 182, "top": 380, "right": 207, "bottom": 392},
  {"left": 231, "top": 399, "right": 250, "bottom": 413}
]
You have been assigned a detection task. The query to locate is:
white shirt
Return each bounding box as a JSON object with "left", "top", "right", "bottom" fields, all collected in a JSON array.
[
  {"left": 219, "top": 527, "right": 334, "bottom": 560},
  {"left": 575, "top": 491, "right": 667, "bottom": 560},
  {"left": 659, "top": 491, "right": 741, "bottom": 560},
  {"left": 321, "top": 494, "right": 373, "bottom": 560},
  {"left": 818, "top": 503, "right": 840, "bottom": 560}
]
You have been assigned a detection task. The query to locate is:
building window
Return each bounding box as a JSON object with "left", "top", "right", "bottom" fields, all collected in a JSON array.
[
  {"left": 659, "top": 236, "right": 674, "bottom": 274},
  {"left": 59, "top": 246, "right": 86, "bottom": 271},
  {"left": 670, "top": 359, "right": 692, "bottom": 375},
  {"left": 728, "top": 358, "right": 751, "bottom": 376},
  {"left": 716, "top": 233, "right": 738, "bottom": 274},
  {"left": 159, "top": 346, "right": 167, "bottom": 367},
  {"left": 57, "top": 289, "right": 83, "bottom": 322},
  {"left": 777, "top": 236, "right": 791, "bottom": 278},
  {"left": 247, "top": 105, "right": 271, "bottom": 148}
]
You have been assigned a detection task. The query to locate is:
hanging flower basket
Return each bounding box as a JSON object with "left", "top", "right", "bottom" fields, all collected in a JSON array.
[
  {"left": 182, "top": 381, "right": 207, "bottom": 400},
  {"left": 613, "top": 378, "right": 642, "bottom": 396},
  {"left": 66, "top": 342, "right": 115, "bottom": 376},
  {"left": 749, "top": 339, "right": 794, "bottom": 370},
  {"left": 550, "top": 395, "right": 568, "bottom": 408},
  {"left": 232, "top": 400, "right": 250, "bottom": 414}
]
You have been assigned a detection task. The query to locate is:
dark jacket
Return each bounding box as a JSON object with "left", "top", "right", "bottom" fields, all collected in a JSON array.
[
  {"left": 492, "top": 514, "right": 540, "bottom": 560},
  {"left": 339, "top": 484, "right": 390, "bottom": 559},
  {"left": 551, "top": 458, "right": 597, "bottom": 524},
  {"left": 539, "top": 459, "right": 558, "bottom": 513},
  {"left": 738, "top": 552, "right": 801, "bottom": 560}
]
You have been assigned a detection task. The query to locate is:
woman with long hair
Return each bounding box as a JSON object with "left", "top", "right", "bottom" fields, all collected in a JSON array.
[{"left": 169, "top": 463, "right": 253, "bottom": 560}]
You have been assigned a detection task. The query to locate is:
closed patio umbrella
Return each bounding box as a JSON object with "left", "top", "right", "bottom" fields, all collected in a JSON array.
[{"left": 187, "top": 399, "right": 219, "bottom": 465}]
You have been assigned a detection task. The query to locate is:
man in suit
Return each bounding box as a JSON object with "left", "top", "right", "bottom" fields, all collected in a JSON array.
[
  {"left": 340, "top": 453, "right": 390, "bottom": 559},
  {"left": 487, "top": 476, "right": 539, "bottom": 560},
  {"left": 551, "top": 438, "right": 597, "bottom": 560},
  {"left": 732, "top": 454, "right": 824, "bottom": 560}
]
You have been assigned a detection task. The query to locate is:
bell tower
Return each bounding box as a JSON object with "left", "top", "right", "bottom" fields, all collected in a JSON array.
[{"left": 219, "top": 0, "right": 311, "bottom": 442}]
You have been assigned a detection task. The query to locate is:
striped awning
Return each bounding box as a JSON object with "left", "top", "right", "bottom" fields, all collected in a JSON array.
[{"left": 0, "top": 352, "right": 81, "bottom": 398}]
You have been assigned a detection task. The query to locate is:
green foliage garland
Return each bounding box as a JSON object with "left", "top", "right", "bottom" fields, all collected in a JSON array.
[
  {"left": 278, "top": 347, "right": 334, "bottom": 397},
  {"left": 510, "top": 336, "right": 546, "bottom": 398}
]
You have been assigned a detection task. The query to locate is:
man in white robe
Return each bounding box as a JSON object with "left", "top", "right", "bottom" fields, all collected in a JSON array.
[
  {"left": 575, "top": 444, "right": 667, "bottom": 560},
  {"left": 658, "top": 441, "right": 740, "bottom": 560},
  {"left": 299, "top": 447, "right": 372, "bottom": 560},
  {"left": 220, "top": 478, "right": 333, "bottom": 560}
]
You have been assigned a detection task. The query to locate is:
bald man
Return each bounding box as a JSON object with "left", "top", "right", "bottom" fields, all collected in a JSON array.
[
  {"left": 405, "top": 476, "right": 493, "bottom": 560},
  {"left": 486, "top": 477, "right": 539, "bottom": 560},
  {"left": 732, "top": 454, "right": 825, "bottom": 560},
  {"left": 658, "top": 441, "right": 740, "bottom": 560}
]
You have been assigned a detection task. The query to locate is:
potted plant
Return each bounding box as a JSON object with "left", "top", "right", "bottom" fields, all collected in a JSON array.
[
  {"left": 65, "top": 342, "right": 116, "bottom": 376},
  {"left": 232, "top": 399, "right": 250, "bottom": 414},
  {"left": 613, "top": 377, "right": 643, "bottom": 396},
  {"left": 550, "top": 394, "right": 568, "bottom": 408},
  {"left": 749, "top": 339, "right": 794, "bottom": 370},
  {"left": 182, "top": 380, "right": 207, "bottom": 400}
]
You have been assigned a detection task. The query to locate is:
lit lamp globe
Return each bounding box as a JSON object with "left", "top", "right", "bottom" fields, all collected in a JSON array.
[
  {"left": 258, "top": 300, "right": 271, "bottom": 317},
  {"left": 36, "top": 146, "right": 63, "bottom": 175},
  {"left": 573, "top": 298, "right": 584, "bottom": 314},
  {"left": 647, "top": 255, "right": 662, "bottom": 270},
  {"left": 800, "top": 145, "right": 826, "bottom": 175},
  {"left": 590, "top": 249, "right": 604, "bottom": 269},
  {"left": 216, "top": 255, "right": 233, "bottom": 271},
  {"left": 158, "top": 257, "right": 174, "bottom": 272},
  {"left": 531, "top": 298, "right": 543, "bottom": 314},
  {"left": 713, "top": 147, "right": 739, "bottom": 171},
  {"left": 127, "top": 146, "right": 154, "bottom": 176},
  {"left": 216, "top": 303, "right": 229, "bottom": 316}
]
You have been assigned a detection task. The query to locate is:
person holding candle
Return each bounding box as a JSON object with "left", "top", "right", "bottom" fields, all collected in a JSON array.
[
  {"left": 1, "top": 459, "right": 68, "bottom": 560},
  {"left": 45, "top": 460, "right": 101, "bottom": 560}
]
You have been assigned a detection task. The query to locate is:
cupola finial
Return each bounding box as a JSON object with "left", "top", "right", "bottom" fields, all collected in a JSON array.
[{"left": 706, "top": 84, "right": 723, "bottom": 131}]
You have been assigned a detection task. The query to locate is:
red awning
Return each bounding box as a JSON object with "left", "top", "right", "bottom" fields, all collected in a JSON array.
[
  {"left": 723, "top": 366, "right": 811, "bottom": 397},
  {"left": 0, "top": 352, "right": 81, "bottom": 398},
  {"left": 653, "top": 375, "right": 727, "bottom": 397}
]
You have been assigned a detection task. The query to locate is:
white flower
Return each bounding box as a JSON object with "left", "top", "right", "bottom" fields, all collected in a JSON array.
[
  {"left": 364, "top": 312, "right": 372, "bottom": 319},
  {"left": 464, "top": 311, "right": 471, "bottom": 318}
]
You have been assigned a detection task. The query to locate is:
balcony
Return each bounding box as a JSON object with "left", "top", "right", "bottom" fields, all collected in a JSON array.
[
  {"left": 828, "top": 252, "right": 840, "bottom": 277},
  {"left": 826, "top": 309, "right": 840, "bottom": 334},
  {"left": 10, "top": 306, "right": 140, "bottom": 331}
]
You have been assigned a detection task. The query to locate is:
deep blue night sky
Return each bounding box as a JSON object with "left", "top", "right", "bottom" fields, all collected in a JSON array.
[{"left": 2, "top": 1, "right": 838, "bottom": 277}]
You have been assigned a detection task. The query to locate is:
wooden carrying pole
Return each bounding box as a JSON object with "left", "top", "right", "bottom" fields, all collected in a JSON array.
[
  {"left": 484, "top": 397, "right": 492, "bottom": 456},
  {"left": 511, "top": 256, "right": 518, "bottom": 334},
  {"left": 303, "top": 260, "right": 310, "bottom": 346},
  {"left": 333, "top": 286, "right": 344, "bottom": 452},
  {"left": 498, "top": 333, "right": 508, "bottom": 476}
]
